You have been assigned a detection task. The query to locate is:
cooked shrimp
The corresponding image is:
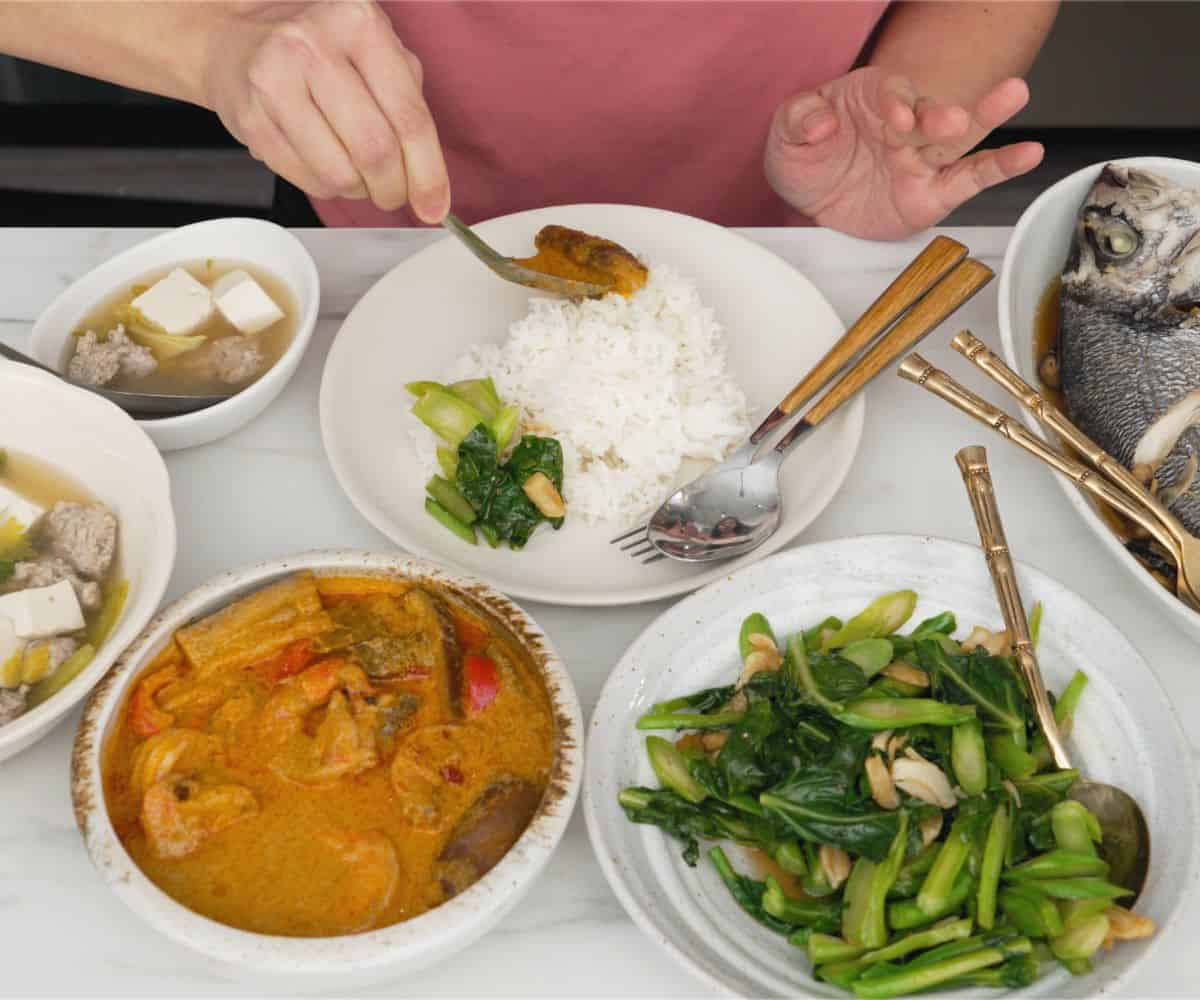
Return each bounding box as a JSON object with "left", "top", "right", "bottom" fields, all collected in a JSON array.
[
  {"left": 320, "top": 830, "right": 400, "bottom": 933},
  {"left": 141, "top": 778, "right": 258, "bottom": 859},
  {"left": 390, "top": 724, "right": 487, "bottom": 831},
  {"left": 131, "top": 727, "right": 256, "bottom": 859},
  {"left": 130, "top": 727, "right": 219, "bottom": 798},
  {"left": 256, "top": 659, "right": 381, "bottom": 786}
]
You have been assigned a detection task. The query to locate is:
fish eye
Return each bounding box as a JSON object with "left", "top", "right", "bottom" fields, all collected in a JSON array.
[{"left": 1097, "top": 221, "right": 1139, "bottom": 259}]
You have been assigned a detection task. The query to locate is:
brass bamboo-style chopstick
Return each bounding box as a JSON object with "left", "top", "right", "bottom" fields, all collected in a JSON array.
[{"left": 898, "top": 344, "right": 1200, "bottom": 611}]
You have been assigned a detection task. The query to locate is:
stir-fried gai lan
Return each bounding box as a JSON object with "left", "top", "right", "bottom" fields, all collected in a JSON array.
[{"left": 619, "top": 592, "right": 1153, "bottom": 997}]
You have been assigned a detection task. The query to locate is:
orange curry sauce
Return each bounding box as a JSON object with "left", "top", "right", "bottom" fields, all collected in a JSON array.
[{"left": 102, "top": 572, "right": 555, "bottom": 937}]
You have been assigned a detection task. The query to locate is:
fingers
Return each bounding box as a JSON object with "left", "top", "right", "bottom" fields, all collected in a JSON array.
[
  {"left": 973, "top": 77, "right": 1031, "bottom": 132},
  {"left": 878, "top": 75, "right": 918, "bottom": 145},
  {"left": 307, "top": 53, "right": 410, "bottom": 211},
  {"left": 772, "top": 91, "right": 839, "bottom": 148},
  {"left": 229, "top": 3, "right": 448, "bottom": 218},
  {"left": 936, "top": 141, "right": 1044, "bottom": 210},
  {"left": 239, "top": 105, "right": 347, "bottom": 202},
  {"left": 351, "top": 30, "right": 449, "bottom": 221}
]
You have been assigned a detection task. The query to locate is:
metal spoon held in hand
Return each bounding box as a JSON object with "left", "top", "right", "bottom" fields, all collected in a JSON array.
[
  {"left": 956, "top": 444, "right": 1150, "bottom": 902},
  {"left": 0, "top": 341, "right": 231, "bottom": 418},
  {"left": 441, "top": 212, "right": 608, "bottom": 298}
]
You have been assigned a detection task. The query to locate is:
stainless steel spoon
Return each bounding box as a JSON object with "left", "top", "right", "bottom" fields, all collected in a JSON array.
[
  {"left": 441, "top": 212, "right": 609, "bottom": 298},
  {"left": 956, "top": 444, "right": 1150, "bottom": 902},
  {"left": 0, "top": 340, "right": 232, "bottom": 418},
  {"left": 644, "top": 257, "right": 994, "bottom": 563}
]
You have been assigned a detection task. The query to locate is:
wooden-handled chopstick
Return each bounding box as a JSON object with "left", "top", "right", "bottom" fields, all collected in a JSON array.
[
  {"left": 769, "top": 259, "right": 994, "bottom": 455},
  {"left": 744, "top": 235, "right": 969, "bottom": 447}
]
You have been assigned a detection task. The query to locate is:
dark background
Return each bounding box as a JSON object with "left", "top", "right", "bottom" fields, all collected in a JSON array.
[{"left": 1, "top": 0, "right": 1196, "bottom": 227}]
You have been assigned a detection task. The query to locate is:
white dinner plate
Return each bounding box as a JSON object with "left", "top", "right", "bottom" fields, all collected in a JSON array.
[
  {"left": 584, "top": 534, "right": 1196, "bottom": 998},
  {"left": 320, "top": 204, "right": 862, "bottom": 606}
]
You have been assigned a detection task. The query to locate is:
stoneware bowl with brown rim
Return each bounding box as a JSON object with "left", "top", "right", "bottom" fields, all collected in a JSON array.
[{"left": 70, "top": 549, "right": 583, "bottom": 984}]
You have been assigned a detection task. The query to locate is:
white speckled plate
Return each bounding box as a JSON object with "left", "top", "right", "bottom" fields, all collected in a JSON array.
[
  {"left": 584, "top": 534, "right": 1197, "bottom": 998},
  {"left": 320, "top": 204, "right": 862, "bottom": 606}
]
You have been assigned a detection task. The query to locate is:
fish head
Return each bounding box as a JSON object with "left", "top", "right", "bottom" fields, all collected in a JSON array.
[{"left": 1062, "top": 164, "right": 1200, "bottom": 315}]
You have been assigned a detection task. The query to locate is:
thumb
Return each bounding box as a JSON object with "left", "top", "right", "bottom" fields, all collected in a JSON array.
[{"left": 771, "top": 91, "right": 839, "bottom": 148}]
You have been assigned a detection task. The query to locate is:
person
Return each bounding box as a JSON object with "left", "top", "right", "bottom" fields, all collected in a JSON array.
[{"left": 0, "top": 1, "right": 1058, "bottom": 239}]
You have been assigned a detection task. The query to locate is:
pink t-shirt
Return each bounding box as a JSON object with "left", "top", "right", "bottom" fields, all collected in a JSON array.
[{"left": 314, "top": 1, "right": 889, "bottom": 228}]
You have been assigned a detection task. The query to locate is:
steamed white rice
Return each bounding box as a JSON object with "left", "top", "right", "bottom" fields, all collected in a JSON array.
[{"left": 412, "top": 264, "right": 749, "bottom": 525}]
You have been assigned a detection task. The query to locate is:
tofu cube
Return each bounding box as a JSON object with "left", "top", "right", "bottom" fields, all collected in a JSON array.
[
  {"left": 0, "top": 618, "right": 25, "bottom": 688},
  {"left": 131, "top": 267, "right": 214, "bottom": 335},
  {"left": 0, "top": 483, "right": 43, "bottom": 529},
  {"left": 210, "top": 269, "right": 251, "bottom": 299},
  {"left": 0, "top": 580, "right": 85, "bottom": 640},
  {"left": 214, "top": 274, "right": 285, "bottom": 335}
]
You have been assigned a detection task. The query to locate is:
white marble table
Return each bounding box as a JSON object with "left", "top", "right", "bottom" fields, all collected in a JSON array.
[{"left": 2, "top": 227, "right": 1197, "bottom": 998}]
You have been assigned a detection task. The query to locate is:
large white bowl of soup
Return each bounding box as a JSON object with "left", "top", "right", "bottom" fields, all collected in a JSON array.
[
  {"left": 0, "top": 361, "right": 175, "bottom": 761},
  {"left": 29, "top": 218, "right": 320, "bottom": 452},
  {"left": 71, "top": 550, "right": 582, "bottom": 982}
]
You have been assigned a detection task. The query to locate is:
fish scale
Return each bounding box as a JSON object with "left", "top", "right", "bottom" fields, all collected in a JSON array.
[{"left": 1058, "top": 164, "right": 1200, "bottom": 535}]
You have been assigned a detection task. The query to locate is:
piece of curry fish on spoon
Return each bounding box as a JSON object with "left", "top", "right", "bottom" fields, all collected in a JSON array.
[{"left": 1059, "top": 163, "right": 1200, "bottom": 533}]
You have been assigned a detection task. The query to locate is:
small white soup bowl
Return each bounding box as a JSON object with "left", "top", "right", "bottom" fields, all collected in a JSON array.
[
  {"left": 0, "top": 362, "right": 175, "bottom": 761},
  {"left": 71, "top": 550, "right": 582, "bottom": 983},
  {"left": 29, "top": 218, "right": 320, "bottom": 452},
  {"left": 998, "top": 156, "right": 1200, "bottom": 640}
]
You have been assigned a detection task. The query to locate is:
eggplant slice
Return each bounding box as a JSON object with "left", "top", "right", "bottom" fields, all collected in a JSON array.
[{"left": 436, "top": 777, "right": 542, "bottom": 897}]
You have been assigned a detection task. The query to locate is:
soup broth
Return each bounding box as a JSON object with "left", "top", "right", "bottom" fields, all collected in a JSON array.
[
  {"left": 69, "top": 260, "right": 296, "bottom": 396},
  {"left": 102, "top": 573, "right": 556, "bottom": 937}
]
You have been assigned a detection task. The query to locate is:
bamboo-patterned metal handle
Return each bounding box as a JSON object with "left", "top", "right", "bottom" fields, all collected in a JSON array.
[
  {"left": 954, "top": 446, "right": 1072, "bottom": 771},
  {"left": 772, "top": 259, "right": 992, "bottom": 454},
  {"left": 950, "top": 331, "right": 1188, "bottom": 546},
  {"left": 898, "top": 354, "right": 1181, "bottom": 557}
]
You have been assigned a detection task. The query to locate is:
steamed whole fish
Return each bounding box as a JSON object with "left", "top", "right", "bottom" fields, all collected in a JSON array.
[{"left": 1059, "top": 163, "right": 1200, "bottom": 534}]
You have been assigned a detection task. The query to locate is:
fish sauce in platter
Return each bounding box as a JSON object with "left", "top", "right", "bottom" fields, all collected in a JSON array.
[{"left": 1035, "top": 279, "right": 1177, "bottom": 591}]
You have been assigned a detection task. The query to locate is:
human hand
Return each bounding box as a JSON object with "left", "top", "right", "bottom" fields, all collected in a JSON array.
[
  {"left": 764, "top": 67, "right": 1042, "bottom": 240},
  {"left": 202, "top": 1, "right": 448, "bottom": 221}
]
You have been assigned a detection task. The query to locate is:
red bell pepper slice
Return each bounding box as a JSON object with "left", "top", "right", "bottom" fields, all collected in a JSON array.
[{"left": 464, "top": 653, "right": 499, "bottom": 712}]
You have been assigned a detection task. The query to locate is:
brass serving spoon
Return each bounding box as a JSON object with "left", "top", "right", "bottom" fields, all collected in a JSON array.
[
  {"left": 0, "top": 340, "right": 231, "bottom": 418},
  {"left": 956, "top": 445, "right": 1151, "bottom": 901},
  {"left": 441, "top": 212, "right": 608, "bottom": 298}
]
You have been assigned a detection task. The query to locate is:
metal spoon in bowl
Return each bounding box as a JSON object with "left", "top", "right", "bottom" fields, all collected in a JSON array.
[
  {"left": 956, "top": 444, "right": 1150, "bottom": 902},
  {"left": 0, "top": 341, "right": 232, "bottom": 418},
  {"left": 441, "top": 212, "right": 609, "bottom": 298}
]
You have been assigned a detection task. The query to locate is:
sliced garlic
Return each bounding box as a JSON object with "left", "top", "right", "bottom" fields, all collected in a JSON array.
[
  {"left": 701, "top": 731, "right": 728, "bottom": 752},
  {"left": 746, "top": 632, "right": 779, "bottom": 653},
  {"left": 866, "top": 753, "right": 900, "bottom": 810},
  {"left": 1104, "top": 905, "right": 1155, "bottom": 942},
  {"left": 886, "top": 733, "right": 910, "bottom": 761},
  {"left": 918, "top": 812, "right": 943, "bottom": 846},
  {"left": 1002, "top": 779, "right": 1022, "bottom": 808},
  {"left": 819, "top": 845, "right": 852, "bottom": 890},
  {"left": 892, "top": 749, "right": 958, "bottom": 809},
  {"left": 736, "top": 646, "right": 782, "bottom": 689},
  {"left": 961, "top": 625, "right": 1012, "bottom": 657},
  {"left": 880, "top": 662, "right": 930, "bottom": 688},
  {"left": 870, "top": 730, "right": 894, "bottom": 753}
]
